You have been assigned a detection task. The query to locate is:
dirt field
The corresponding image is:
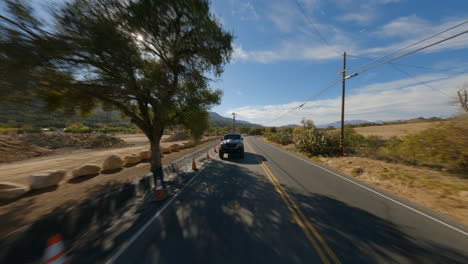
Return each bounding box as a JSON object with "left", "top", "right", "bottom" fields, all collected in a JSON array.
[
  {"left": 0, "top": 138, "right": 216, "bottom": 237},
  {"left": 338, "top": 121, "right": 448, "bottom": 139},
  {"left": 0, "top": 134, "right": 185, "bottom": 185}
]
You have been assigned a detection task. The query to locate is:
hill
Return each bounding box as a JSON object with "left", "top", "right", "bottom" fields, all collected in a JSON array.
[
  {"left": 0, "top": 103, "right": 262, "bottom": 130},
  {"left": 316, "top": 120, "right": 370, "bottom": 128},
  {"left": 209, "top": 112, "right": 262, "bottom": 128},
  {"left": 0, "top": 102, "right": 129, "bottom": 128}
]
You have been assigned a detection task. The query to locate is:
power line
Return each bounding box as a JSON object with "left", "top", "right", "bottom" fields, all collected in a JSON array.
[
  {"left": 348, "top": 54, "right": 462, "bottom": 96},
  {"left": 351, "top": 30, "right": 468, "bottom": 76},
  {"left": 260, "top": 77, "right": 341, "bottom": 126},
  {"left": 347, "top": 54, "right": 467, "bottom": 74},
  {"left": 293, "top": 0, "right": 341, "bottom": 55},
  {"left": 346, "top": 20, "right": 468, "bottom": 73},
  {"left": 387, "top": 63, "right": 451, "bottom": 97}
]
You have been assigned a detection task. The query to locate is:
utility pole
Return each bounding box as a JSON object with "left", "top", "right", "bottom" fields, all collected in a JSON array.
[
  {"left": 340, "top": 52, "right": 346, "bottom": 155},
  {"left": 232, "top": 112, "right": 236, "bottom": 133}
]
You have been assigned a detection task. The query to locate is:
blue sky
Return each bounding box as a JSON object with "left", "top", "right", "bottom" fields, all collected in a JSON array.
[
  {"left": 208, "top": 0, "right": 468, "bottom": 125},
  {"left": 3, "top": 0, "right": 467, "bottom": 126}
]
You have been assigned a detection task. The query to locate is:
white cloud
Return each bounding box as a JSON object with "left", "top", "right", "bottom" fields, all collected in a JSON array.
[
  {"left": 268, "top": 1, "right": 297, "bottom": 33},
  {"left": 226, "top": 73, "right": 468, "bottom": 126},
  {"left": 362, "top": 17, "right": 468, "bottom": 56},
  {"left": 377, "top": 15, "right": 430, "bottom": 38},
  {"left": 337, "top": 13, "right": 375, "bottom": 24},
  {"left": 232, "top": 1, "right": 259, "bottom": 21},
  {"left": 232, "top": 41, "right": 346, "bottom": 63}
]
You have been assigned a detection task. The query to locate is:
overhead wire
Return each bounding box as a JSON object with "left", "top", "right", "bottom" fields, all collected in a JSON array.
[
  {"left": 346, "top": 20, "right": 468, "bottom": 73},
  {"left": 259, "top": 77, "right": 341, "bottom": 126},
  {"left": 347, "top": 54, "right": 467, "bottom": 74},
  {"left": 387, "top": 63, "right": 451, "bottom": 97},
  {"left": 293, "top": 0, "right": 342, "bottom": 56},
  {"left": 350, "top": 30, "right": 468, "bottom": 76}
]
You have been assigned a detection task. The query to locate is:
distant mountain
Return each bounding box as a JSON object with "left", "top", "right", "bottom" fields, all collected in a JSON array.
[
  {"left": 316, "top": 120, "right": 370, "bottom": 128},
  {"left": 209, "top": 112, "right": 262, "bottom": 128},
  {"left": 280, "top": 124, "right": 300, "bottom": 129}
]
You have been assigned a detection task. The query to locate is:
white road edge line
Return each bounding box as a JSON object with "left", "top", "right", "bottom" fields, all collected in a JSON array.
[
  {"left": 105, "top": 153, "right": 218, "bottom": 264},
  {"left": 253, "top": 138, "right": 468, "bottom": 237}
]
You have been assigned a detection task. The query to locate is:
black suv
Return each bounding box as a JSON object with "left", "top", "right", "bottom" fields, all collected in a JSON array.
[{"left": 219, "top": 134, "right": 244, "bottom": 159}]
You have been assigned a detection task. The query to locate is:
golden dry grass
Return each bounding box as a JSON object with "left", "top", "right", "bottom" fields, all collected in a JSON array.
[
  {"left": 320, "top": 156, "right": 468, "bottom": 225},
  {"left": 335, "top": 121, "right": 449, "bottom": 139}
]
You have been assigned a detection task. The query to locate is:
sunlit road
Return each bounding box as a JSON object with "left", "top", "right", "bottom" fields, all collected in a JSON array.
[{"left": 108, "top": 137, "right": 468, "bottom": 264}]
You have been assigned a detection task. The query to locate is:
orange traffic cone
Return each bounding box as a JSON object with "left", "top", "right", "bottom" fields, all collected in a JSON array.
[
  {"left": 214, "top": 146, "right": 217, "bottom": 153},
  {"left": 192, "top": 157, "right": 197, "bottom": 171},
  {"left": 154, "top": 178, "right": 166, "bottom": 201},
  {"left": 43, "top": 233, "right": 68, "bottom": 264},
  {"left": 206, "top": 152, "right": 211, "bottom": 159}
]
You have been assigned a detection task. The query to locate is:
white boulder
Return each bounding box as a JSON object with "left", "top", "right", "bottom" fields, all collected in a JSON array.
[
  {"left": 123, "top": 154, "right": 142, "bottom": 166},
  {"left": 71, "top": 164, "right": 101, "bottom": 178},
  {"left": 139, "top": 150, "right": 151, "bottom": 160},
  {"left": 0, "top": 182, "right": 29, "bottom": 201},
  {"left": 102, "top": 155, "right": 123, "bottom": 170},
  {"left": 29, "top": 170, "right": 66, "bottom": 190}
]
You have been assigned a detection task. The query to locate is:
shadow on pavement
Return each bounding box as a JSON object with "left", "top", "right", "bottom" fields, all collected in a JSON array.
[
  {"left": 289, "top": 192, "right": 468, "bottom": 264},
  {"left": 69, "top": 157, "right": 467, "bottom": 264},
  {"left": 222, "top": 152, "right": 266, "bottom": 165}
]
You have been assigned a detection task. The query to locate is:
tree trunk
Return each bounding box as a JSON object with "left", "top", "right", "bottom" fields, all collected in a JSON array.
[{"left": 149, "top": 131, "right": 164, "bottom": 184}]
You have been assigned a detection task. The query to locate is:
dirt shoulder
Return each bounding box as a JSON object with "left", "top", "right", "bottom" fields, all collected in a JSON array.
[
  {"left": 0, "top": 139, "right": 216, "bottom": 237},
  {"left": 0, "top": 135, "right": 185, "bottom": 185},
  {"left": 260, "top": 137, "right": 468, "bottom": 226}
]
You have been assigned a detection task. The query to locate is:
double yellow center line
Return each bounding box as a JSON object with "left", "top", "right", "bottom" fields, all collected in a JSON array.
[{"left": 245, "top": 142, "right": 341, "bottom": 264}]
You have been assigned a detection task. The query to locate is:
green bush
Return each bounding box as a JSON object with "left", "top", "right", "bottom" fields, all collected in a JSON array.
[
  {"left": 17, "top": 127, "right": 42, "bottom": 134},
  {"left": 65, "top": 124, "right": 93, "bottom": 134},
  {"left": 295, "top": 128, "right": 327, "bottom": 155},
  {"left": 392, "top": 122, "right": 468, "bottom": 173},
  {"left": 0, "top": 127, "right": 19, "bottom": 134}
]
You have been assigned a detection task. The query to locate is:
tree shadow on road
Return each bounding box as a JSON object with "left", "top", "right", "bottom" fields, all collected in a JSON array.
[
  {"left": 289, "top": 192, "right": 468, "bottom": 264},
  {"left": 68, "top": 158, "right": 467, "bottom": 264}
]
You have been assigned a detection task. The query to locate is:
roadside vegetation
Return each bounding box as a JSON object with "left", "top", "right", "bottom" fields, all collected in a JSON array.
[
  {"left": 266, "top": 116, "right": 468, "bottom": 175},
  {"left": 263, "top": 115, "right": 468, "bottom": 224}
]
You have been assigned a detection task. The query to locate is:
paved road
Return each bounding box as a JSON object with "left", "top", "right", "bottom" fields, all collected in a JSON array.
[{"left": 108, "top": 137, "right": 468, "bottom": 264}]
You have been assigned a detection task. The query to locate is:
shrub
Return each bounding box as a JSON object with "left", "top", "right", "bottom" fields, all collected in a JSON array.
[
  {"left": 292, "top": 126, "right": 304, "bottom": 142},
  {"left": 17, "top": 127, "right": 42, "bottom": 134},
  {"left": 0, "top": 127, "right": 19, "bottom": 135},
  {"left": 392, "top": 121, "right": 468, "bottom": 173},
  {"left": 295, "top": 128, "right": 327, "bottom": 155},
  {"left": 64, "top": 124, "right": 93, "bottom": 134}
]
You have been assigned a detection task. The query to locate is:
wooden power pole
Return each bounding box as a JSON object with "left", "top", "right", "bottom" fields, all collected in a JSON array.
[
  {"left": 232, "top": 112, "right": 236, "bottom": 133},
  {"left": 340, "top": 52, "right": 346, "bottom": 155}
]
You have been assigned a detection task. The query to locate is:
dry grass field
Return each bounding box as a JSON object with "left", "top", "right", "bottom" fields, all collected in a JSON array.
[{"left": 335, "top": 121, "right": 448, "bottom": 139}]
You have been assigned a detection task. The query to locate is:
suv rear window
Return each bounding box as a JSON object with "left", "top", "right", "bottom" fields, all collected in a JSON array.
[{"left": 224, "top": 134, "right": 241, "bottom": 140}]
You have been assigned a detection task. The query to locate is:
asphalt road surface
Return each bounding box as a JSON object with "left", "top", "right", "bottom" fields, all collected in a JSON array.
[{"left": 108, "top": 137, "right": 468, "bottom": 264}]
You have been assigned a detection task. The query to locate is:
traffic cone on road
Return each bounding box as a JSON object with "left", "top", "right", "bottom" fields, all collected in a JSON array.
[
  {"left": 154, "top": 178, "right": 166, "bottom": 201},
  {"left": 214, "top": 146, "right": 217, "bottom": 153},
  {"left": 192, "top": 157, "right": 197, "bottom": 171},
  {"left": 206, "top": 152, "right": 211, "bottom": 159},
  {"left": 42, "top": 233, "right": 68, "bottom": 264}
]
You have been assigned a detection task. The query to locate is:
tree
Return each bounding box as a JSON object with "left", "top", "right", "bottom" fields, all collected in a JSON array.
[
  {"left": 301, "top": 118, "right": 314, "bottom": 129},
  {"left": 457, "top": 88, "right": 468, "bottom": 113},
  {"left": 0, "top": 0, "right": 233, "bottom": 181},
  {"left": 238, "top": 126, "right": 250, "bottom": 134}
]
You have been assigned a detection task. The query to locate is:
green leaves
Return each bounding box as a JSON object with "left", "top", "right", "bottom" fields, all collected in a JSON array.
[{"left": 0, "top": 0, "right": 232, "bottom": 143}]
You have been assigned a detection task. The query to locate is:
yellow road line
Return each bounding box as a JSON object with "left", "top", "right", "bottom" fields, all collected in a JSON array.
[{"left": 246, "top": 141, "right": 341, "bottom": 264}]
